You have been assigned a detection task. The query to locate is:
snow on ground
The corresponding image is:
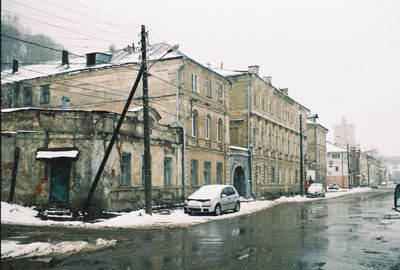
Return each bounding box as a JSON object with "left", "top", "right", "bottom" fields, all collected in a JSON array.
[
  {"left": 0, "top": 187, "right": 374, "bottom": 259},
  {"left": 1, "top": 187, "right": 372, "bottom": 230},
  {"left": 1, "top": 238, "right": 117, "bottom": 259}
]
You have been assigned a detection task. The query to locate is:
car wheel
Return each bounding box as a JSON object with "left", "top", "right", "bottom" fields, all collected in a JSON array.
[
  {"left": 214, "top": 204, "right": 222, "bottom": 216},
  {"left": 234, "top": 201, "right": 240, "bottom": 212}
]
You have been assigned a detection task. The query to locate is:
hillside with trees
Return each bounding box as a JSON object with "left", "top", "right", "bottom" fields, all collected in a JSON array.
[{"left": 1, "top": 14, "right": 63, "bottom": 70}]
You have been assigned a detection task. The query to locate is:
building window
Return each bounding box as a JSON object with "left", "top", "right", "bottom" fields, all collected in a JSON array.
[
  {"left": 216, "top": 162, "right": 223, "bottom": 184},
  {"left": 271, "top": 167, "right": 276, "bottom": 183},
  {"left": 264, "top": 165, "right": 268, "bottom": 182},
  {"left": 120, "top": 153, "right": 131, "bottom": 185},
  {"left": 40, "top": 85, "right": 50, "bottom": 104},
  {"left": 216, "top": 83, "right": 223, "bottom": 102},
  {"left": 164, "top": 157, "right": 172, "bottom": 186},
  {"left": 191, "top": 74, "right": 198, "bottom": 93},
  {"left": 23, "top": 86, "right": 32, "bottom": 106},
  {"left": 256, "top": 166, "right": 261, "bottom": 183},
  {"left": 191, "top": 110, "right": 198, "bottom": 137},
  {"left": 253, "top": 128, "right": 256, "bottom": 147},
  {"left": 335, "top": 166, "right": 339, "bottom": 172},
  {"left": 205, "top": 114, "right": 211, "bottom": 140},
  {"left": 217, "top": 118, "right": 223, "bottom": 142},
  {"left": 332, "top": 153, "right": 341, "bottom": 159},
  {"left": 204, "top": 161, "right": 211, "bottom": 185},
  {"left": 261, "top": 131, "right": 265, "bottom": 148},
  {"left": 191, "top": 159, "right": 198, "bottom": 185},
  {"left": 205, "top": 79, "right": 211, "bottom": 97}
]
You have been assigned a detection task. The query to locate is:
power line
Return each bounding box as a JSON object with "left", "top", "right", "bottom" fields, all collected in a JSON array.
[
  {"left": 8, "top": 0, "right": 135, "bottom": 41},
  {"left": 1, "top": 33, "right": 67, "bottom": 54},
  {"left": 1, "top": 76, "right": 115, "bottom": 101},
  {"left": 2, "top": 9, "right": 122, "bottom": 46}
]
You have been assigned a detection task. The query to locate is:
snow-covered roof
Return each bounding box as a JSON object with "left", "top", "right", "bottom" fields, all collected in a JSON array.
[
  {"left": 212, "top": 68, "right": 247, "bottom": 77},
  {"left": 1, "top": 43, "right": 184, "bottom": 85},
  {"left": 36, "top": 149, "right": 79, "bottom": 159},
  {"left": 326, "top": 141, "right": 347, "bottom": 153}
]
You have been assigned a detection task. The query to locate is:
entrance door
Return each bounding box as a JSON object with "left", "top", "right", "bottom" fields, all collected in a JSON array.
[
  {"left": 49, "top": 158, "right": 71, "bottom": 205},
  {"left": 233, "top": 166, "right": 246, "bottom": 197}
]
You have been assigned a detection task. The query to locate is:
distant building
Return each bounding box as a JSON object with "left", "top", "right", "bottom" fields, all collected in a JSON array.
[
  {"left": 326, "top": 142, "right": 350, "bottom": 188},
  {"left": 333, "top": 117, "right": 360, "bottom": 149},
  {"left": 306, "top": 114, "right": 328, "bottom": 184}
]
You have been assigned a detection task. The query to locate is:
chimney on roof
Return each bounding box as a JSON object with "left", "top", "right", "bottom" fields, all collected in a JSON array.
[
  {"left": 264, "top": 76, "right": 272, "bottom": 84},
  {"left": 12, "top": 59, "right": 18, "bottom": 73},
  {"left": 62, "top": 50, "right": 69, "bottom": 67},
  {"left": 280, "top": 88, "right": 289, "bottom": 95},
  {"left": 86, "top": 52, "right": 112, "bottom": 66},
  {"left": 248, "top": 65, "right": 259, "bottom": 76}
]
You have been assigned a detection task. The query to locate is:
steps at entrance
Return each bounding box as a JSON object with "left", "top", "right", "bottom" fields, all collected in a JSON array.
[{"left": 38, "top": 207, "right": 74, "bottom": 221}]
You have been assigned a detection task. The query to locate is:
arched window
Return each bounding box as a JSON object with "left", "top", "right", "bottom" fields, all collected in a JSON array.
[
  {"left": 191, "top": 110, "right": 198, "bottom": 137},
  {"left": 205, "top": 114, "right": 211, "bottom": 140},
  {"left": 217, "top": 118, "right": 223, "bottom": 142}
]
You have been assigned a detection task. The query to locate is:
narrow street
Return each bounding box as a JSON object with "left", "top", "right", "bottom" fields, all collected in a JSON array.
[{"left": 2, "top": 188, "right": 399, "bottom": 270}]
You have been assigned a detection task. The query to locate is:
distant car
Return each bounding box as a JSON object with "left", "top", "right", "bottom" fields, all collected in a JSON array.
[
  {"left": 395, "top": 184, "right": 400, "bottom": 212},
  {"left": 370, "top": 182, "right": 379, "bottom": 189},
  {"left": 328, "top": 182, "right": 340, "bottom": 191},
  {"left": 184, "top": 185, "right": 240, "bottom": 216},
  {"left": 307, "top": 183, "right": 326, "bottom": 198},
  {"left": 381, "top": 181, "right": 387, "bottom": 186}
]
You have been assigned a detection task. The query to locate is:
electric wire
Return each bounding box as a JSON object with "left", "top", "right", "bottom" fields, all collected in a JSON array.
[{"left": 7, "top": 0, "right": 135, "bottom": 41}]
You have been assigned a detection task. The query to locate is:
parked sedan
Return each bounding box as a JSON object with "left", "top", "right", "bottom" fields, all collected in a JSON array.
[
  {"left": 328, "top": 182, "right": 340, "bottom": 191},
  {"left": 184, "top": 185, "right": 241, "bottom": 216},
  {"left": 307, "top": 183, "right": 326, "bottom": 197}
]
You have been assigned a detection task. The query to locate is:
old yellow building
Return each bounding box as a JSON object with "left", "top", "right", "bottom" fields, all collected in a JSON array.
[
  {"left": 216, "top": 66, "right": 310, "bottom": 198},
  {"left": 1, "top": 43, "right": 231, "bottom": 210}
]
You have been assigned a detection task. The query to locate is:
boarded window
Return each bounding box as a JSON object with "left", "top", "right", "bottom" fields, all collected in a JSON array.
[
  {"left": 191, "top": 159, "right": 198, "bottom": 185},
  {"left": 216, "top": 162, "right": 223, "bottom": 184},
  {"left": 164, "top": 157, "right": 172, "bottom": 186},
  {"left": 120, "top": 153, "right": 131, "bottom": 185},
  {"left": 204, "top": 161, "right": 211, "bottom": 185}
]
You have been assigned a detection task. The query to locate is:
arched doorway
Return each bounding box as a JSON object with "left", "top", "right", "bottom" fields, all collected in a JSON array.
[{"left": 233, "top": 166, "right": 246, "bottom": 197}]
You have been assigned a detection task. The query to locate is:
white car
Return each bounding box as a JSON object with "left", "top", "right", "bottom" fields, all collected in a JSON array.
[
  {"left": 307, "top": 183, "right": 326, "bottom": 198},
  {"left": 184, "top": 185, "right": 240, "bottom": 216}
]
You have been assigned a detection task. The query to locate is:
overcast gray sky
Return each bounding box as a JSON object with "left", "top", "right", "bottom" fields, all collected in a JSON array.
[{"left": 3, "top": 0, "right": 400, "bottom": 156}]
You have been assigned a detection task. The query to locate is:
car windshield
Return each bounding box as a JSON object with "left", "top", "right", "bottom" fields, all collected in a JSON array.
[{"left": 189, "top": 185, "right": 225, "bottom": 199}]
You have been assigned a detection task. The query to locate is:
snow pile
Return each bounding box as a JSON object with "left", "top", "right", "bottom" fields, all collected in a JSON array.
[
  {"left": 1, "top": 238, "right": 117, "bottom": 259},
  {"left": 1, "top": 187, "right": 372, "bottom": 230}
]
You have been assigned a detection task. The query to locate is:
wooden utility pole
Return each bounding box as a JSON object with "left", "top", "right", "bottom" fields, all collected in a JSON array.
[
  {"left": 8, "top": 147, "right": 20, "bottom": 203},
  {"left": 300, "top": 114, "right": 304, "bottom": 196},
  {"left": 81, "top": 67, "right": 143, "bottom": 214},
  {"left": 141, "top": 25, "right": 152, "bottom": 215}
]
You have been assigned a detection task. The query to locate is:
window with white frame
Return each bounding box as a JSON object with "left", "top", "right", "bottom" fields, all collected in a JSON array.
[
  {"left": 191, "top": 110, "right": 198, "bottom": 137},
  {"left": 216, "top": 83, "right": 223, "bottom": 102},
  {"left": 191, "top": 74, "right": 198, "bottom": 93},
  {"left": 205, "top": 79, "right": 211, "bottom": 97},
  {"left": 217, "top": 118, "right": 223, "bottom": 142},
  {"left": 205, "top": 114, "right": 211, "bottom": 140}
]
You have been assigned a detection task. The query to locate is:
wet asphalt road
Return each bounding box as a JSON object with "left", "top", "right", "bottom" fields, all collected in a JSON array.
[{"left": 2, "top": 188, "right": 400, "bottom": 270}]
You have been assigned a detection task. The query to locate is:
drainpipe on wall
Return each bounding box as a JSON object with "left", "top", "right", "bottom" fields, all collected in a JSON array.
[
  {"left": 176, "top": 58, "right": 187, "bottom": 200},
  {"left": 248, "top": 74, "right": 254, "bottom": 198}
]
